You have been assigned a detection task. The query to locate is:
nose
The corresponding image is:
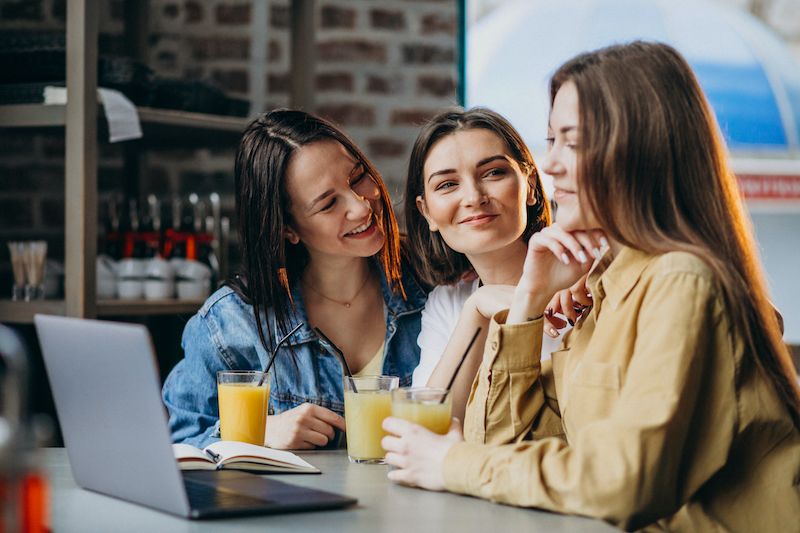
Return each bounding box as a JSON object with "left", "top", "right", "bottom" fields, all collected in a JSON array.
[
  {"left": 462, "top": 179, "right": 488, "bottom": 207},
  {"left": 345, "top": 189, "right": 373, "bottom": 219},
  {"left": 540, "top": 149, "right": 563, "bottom": 177}
]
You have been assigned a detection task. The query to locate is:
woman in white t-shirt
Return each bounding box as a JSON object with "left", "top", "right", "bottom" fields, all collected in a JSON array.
[{"left": 405, "top": 108, "right": 590, "bottom": 420}]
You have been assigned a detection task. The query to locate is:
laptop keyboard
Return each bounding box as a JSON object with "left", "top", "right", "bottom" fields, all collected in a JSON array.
[{"left": 184, "top": 479, "right": 274, "bottom": 510}]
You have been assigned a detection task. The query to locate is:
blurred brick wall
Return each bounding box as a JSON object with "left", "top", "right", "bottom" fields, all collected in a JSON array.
[{"left": 0, "top": 0, "right": 458, "bottom": 288}]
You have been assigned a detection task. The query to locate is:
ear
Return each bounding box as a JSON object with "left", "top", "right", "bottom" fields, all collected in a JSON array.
[
  {"left": 526, "top": 176, "right": 538, "bottom": 206},
  {"left": 284, "top": 226, "right": 300, "bottom": 245},
  {"left": 415, "top": 195, "right": 438, "bottom": 232}
]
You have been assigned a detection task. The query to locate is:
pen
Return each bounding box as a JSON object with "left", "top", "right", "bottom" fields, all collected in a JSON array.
[{"left": 205, "top": 449, "right": 221, "bottom": 463}]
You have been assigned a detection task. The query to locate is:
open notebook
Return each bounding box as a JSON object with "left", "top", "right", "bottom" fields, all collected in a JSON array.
[{"left": 173, "top": 441, "right": 320, "bottom": 474}]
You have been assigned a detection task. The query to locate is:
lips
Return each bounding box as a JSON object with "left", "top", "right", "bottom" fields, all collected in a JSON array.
[
  {"left": 344, "top": 215, "right": 377, "bottom": 237},
  {"left": 459, "top": 213, "right": 498, "bottom": 225},
  {"left": 553, "top": 188, "right": 576, "bottom": 202}
]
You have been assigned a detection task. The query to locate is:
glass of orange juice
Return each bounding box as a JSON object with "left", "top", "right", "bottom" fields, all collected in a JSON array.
[
  {"left": 217, "top": 371, "right": 270, "bottom": 445},
  {"left": 391, "top": 387, "right": 452, "bottom": 435},
  {"left": 343, "top": 375, "right": 399, "bottom": 463}
]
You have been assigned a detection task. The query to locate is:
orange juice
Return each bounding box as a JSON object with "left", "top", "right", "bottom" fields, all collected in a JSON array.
[
  {"left": 392, "top": 400, "right": 451, "bottom": 434},
  {"left": 217, "top": 382, "right": 269, "bottom": 445},
  {"left": 344, "top": 390, "right": 393, "bottom": 462}
]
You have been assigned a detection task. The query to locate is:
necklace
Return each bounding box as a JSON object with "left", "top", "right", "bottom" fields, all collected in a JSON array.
[{"left": 304, "top": 271, "right": 372, "bottom": 308}]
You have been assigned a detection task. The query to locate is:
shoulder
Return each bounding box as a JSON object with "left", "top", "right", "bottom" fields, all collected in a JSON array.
[
  {"left": 646, "top": 251, "right": 717, "bottom": 284},
  {"left": 190, "top": 285, "right": 264, "bottom": 341}
]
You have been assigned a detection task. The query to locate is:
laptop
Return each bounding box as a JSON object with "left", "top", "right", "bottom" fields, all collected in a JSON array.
[{"left": 34, "top": 314, "right": 357, "bottom": 519}]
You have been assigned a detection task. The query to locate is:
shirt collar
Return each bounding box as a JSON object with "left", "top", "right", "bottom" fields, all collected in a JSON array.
[{"left": 588, "top": 246, "right": 653, "bottom": 308}]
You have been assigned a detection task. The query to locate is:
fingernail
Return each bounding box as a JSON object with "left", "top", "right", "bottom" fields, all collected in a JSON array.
[
  {"left": 586, "top": 292, "right": 592, "bottom": 299},
  {"left": 561, "top": 253, "right": 570, "bottom": 265},
  {"left": 568, "top": 318, "right": 575, "bottom": 327},
  {"left": 577, "top": 251, "right": 588, "bottom": 263},
  {"left": 545, "top": 307, "right": 553, "bottom": 316},
  {"left": 549, "top": 327, "right": 558, "bottom": 336},
  {"left": 600, "top": 237, "right": 609, "bottom": 248},
  {"left": 592, "top": 247, "right": 601, "bottom": 258}
]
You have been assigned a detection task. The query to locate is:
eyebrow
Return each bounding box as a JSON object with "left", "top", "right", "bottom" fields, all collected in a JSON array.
[
  {"left": 547, "top": 123, "right": 578, "bottom": 134},
  {"left": 307, "top": 162, "right": 362, "bottom": 211},
  {"left": 427, "top": 154, "right": 510, "bottom": 183}
]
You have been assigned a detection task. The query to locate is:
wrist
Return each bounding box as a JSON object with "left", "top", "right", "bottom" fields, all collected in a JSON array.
[{"left": 507, "top": 288, "right": 548, "bottom": 324}]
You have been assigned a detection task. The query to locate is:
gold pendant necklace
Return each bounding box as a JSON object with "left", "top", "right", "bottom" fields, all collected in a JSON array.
[{"left": 304, "top": 271, "right": 372, "bottom": 308}]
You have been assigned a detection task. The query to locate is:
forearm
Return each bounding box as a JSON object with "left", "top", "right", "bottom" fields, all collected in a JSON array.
[{"left": 427, "top": 307, "right": 489, "bottom": 421}]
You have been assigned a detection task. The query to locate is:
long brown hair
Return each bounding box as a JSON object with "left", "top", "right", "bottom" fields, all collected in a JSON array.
[
  {"left": 230, "top": 110, "right": 404, "bottom": 353},
  {"left": 404, "top": 107, "right": 551, "bottom": 286},
  {"left": 551, "top": 41, "right": 800, "bottom": 429}
]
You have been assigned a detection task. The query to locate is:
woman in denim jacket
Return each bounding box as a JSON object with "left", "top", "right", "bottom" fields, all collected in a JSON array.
[{"left": 163, "top": 110, "right": 427, "bottom": 450}]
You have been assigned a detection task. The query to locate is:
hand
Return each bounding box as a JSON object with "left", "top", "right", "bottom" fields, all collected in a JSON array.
[
  {"left": 382, "top": 417, "right": 464, "bottom": 491},
  {"left": 265, "top": 403, "right": 346, "bottom": 450},
  {"left": 466, "top": 284, "right": 515, "bottom": 320},
  {"left": 508, "top": 225, "right": 606, "bottom": 323},
  {"left": 545, "top": 274, "right": 592, "bottom": 327}
]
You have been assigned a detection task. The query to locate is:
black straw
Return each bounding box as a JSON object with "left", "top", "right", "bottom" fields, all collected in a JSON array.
[
  {"left": 313, "top": 326, "right": 357, "bottom": 393},
  {"left": 262, "top": 322, "right": 304, "bottom": 383},
  {"left": 441, "top": 327, "right": 482, "bottom": 404}
]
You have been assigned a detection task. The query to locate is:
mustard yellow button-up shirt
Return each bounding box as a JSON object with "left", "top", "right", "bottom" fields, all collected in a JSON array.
[{"left": 443, "top": 247, "right": 800, "bottom": 532}]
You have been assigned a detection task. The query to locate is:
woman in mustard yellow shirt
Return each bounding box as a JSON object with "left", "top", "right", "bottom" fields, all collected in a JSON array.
[{"left": 382, "top": 41, "right": 800, "bottom": 532}]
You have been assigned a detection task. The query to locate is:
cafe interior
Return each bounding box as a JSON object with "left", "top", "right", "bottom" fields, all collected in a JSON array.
[{"left": 1, "top": 0, "right": 799, "bottom": 531}]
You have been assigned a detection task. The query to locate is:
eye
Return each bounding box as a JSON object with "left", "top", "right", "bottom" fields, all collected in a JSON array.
[
  {"left": 319, "top": 198, "right": 337, "bottom": 212},
  {"left": 483, "top": 167, "right": 507, "bottom": 179},
  {"left": 434, "top": 181, "right": 457, "bottom": 191},
  {"left": 545, "top": 137, "right": 555, "bottom": 149}
]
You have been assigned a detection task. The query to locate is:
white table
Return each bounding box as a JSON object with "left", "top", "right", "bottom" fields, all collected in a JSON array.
[{"left": 42, "top": 447, "right": 615, "bottom": 532}]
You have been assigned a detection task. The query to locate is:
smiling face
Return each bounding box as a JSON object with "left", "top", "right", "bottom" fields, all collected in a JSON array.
[
  {"left": 416, "top": 128, "right": 535, "bottom": 258},
  {"left": 284, "top": 139, "right": 385, "bottom": 261},
  {"left": 541, "top": 81, "right": 599, "bottom": 231}
]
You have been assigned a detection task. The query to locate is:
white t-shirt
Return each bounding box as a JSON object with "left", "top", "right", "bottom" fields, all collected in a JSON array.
[{"left": 412, "top": 278, "right": 567, "bottom": 387}]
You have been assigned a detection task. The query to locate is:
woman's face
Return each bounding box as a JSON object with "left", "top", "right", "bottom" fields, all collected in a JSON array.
[
  {"left": 416, "top": 128, "right": 535, "bottom": 258},
  {"left": 284, "top": 139, "right": 385, "bottom": 260},
  {"left": 541, "top": 81, "right": 599, "bottom": 231}
]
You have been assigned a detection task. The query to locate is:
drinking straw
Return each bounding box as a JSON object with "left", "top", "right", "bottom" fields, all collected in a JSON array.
[
  {"left": 441, "top": 327, "right": 482, "bottom": 404},
  {"left": 313, "top": 327, "right": 357, "bottom": 393},
  {"left": 261, "top": 322, "right": 304, "bottom": 384}
]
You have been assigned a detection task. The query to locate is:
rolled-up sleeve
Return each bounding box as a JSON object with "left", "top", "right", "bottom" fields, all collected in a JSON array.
[{"left": 443, "top": 271, "right": 736, "bottom": 531}]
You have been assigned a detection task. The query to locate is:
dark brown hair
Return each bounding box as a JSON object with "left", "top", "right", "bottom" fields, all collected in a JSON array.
[
  {"left": 550, "top": 41, "right": 800, "bottom": 429},
  {"left": 404, "top": 107, "right": 551, "bottom": 286},
  {"left": 229, "top": 109, "right": 404, "bottom": 352}
]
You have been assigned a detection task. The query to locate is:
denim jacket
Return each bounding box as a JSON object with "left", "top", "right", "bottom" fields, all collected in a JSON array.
[{"left": 162, "top": 264, "right": 427, "bottom": 448}]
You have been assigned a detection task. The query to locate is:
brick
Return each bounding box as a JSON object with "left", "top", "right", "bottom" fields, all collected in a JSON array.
[
  {"left": 211, "top": 69, "right": 249, "bottom": 93},
  {"left": 271, "top": 4, "right": 290, "bottom": 29},
  {"left": 267, "top": 73, "right": 290, "bottom": 94},
  {"left": 0, "top": 198, "right": 34, "bottom": 228},
  {"left": 320, "top": 5, "right": 356, "bottom": 29},
  {"left": 39, "top": 198, "right": 65, "bottom": 229},
  {"left": 1, "top": 0, "right": 43, "bottom": 20},
  {"left": 417, "top": 74, "right": 457, "bottom": 97},
  {"left": 317, "top": 104, "right": 376, "bottom": 127},
  {"left": 216, "top": 3, "right": 251, "bottom": 25},
  {"left": 367, "top": 138, "right": 407, "bottom": 158},
  {"left": 420, "top": 12, "right": 457, "bottom": 36},
  {"left": 391, "top": 109, "right": 438, "bottom": 127},
  {"left": 268, "top": 40, "right": 282, "bottom": 61},
  {"left": 184, "top": 0, "right": 203, "bottom": 23},
  {"left": 366, "top": 74, "right": 403, "bottom": 94},
  {"left": 162, "top": 3, "right": 179, "bottom": 19},
  {"left": 318, "top": 40, "right": 387, "bottom": 63},
  {"left": 0, "top": 168, "right": 37, "bottom": 192},
  {"left": 316, "top": 72, "right": 354, "bottom": 92},
  {"left": 370, "top": 9, "right": 405, "bottom": 30},
  {"left": 402, "top": 43, "right": 455, "bottom": 64},
  {"left": 188, "top": 37, "right": 250, "bottom": 61}
]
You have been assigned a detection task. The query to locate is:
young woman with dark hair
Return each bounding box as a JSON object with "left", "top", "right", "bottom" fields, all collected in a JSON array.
[
  {"left": 404, "top": 108, "right": 576, "bottom": 420},
  {"left": 163, "top": 110, "right": 426, "bottom": 450},
  {"left": 383, "top": 42, "right": 800, "bottom": 531}
]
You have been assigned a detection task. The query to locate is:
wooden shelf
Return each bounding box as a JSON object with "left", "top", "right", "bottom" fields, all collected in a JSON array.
[
  {"left": 96, "top": 298, "right": 204, "bottom": 316},
  {"left": 0, "top": 300, "right": 67, "bottom": 324},
  {"left": 0, "top": 104, "right": 249, "bottom": 147},
  {"left": 0, "top": 298, "right": 202, "bottom": 323}
]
